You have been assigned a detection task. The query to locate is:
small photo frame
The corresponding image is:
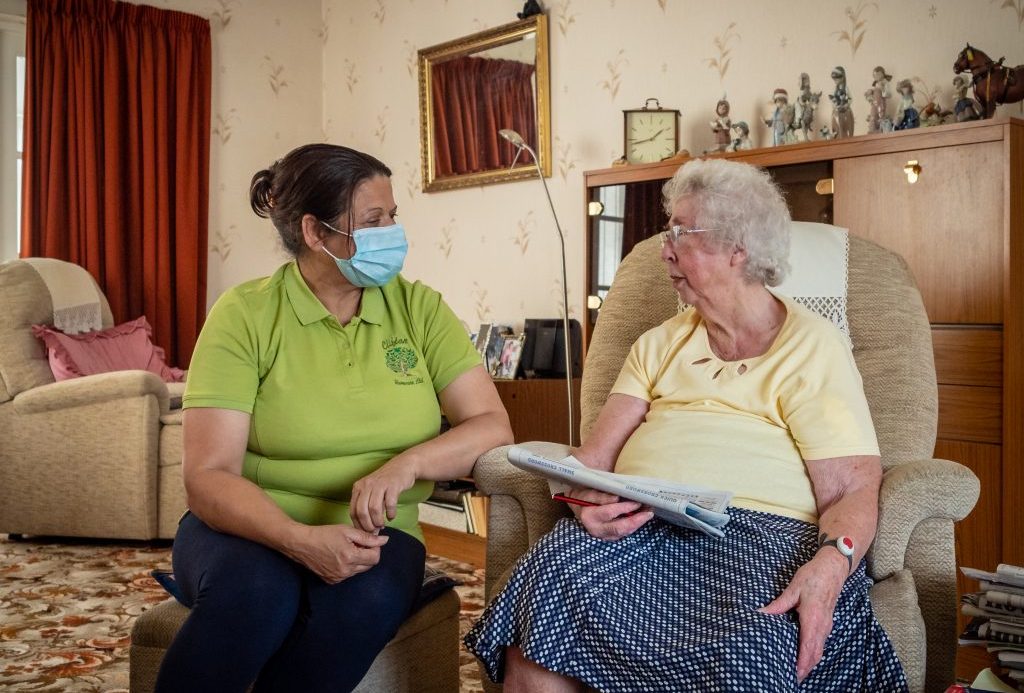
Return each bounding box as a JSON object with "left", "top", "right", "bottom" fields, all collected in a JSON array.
[
  {"left": 474, "top": 323, "right": 492, "bottom": 355},
  {"left": 483, "top": 327, "right": 508, "bottom": 374},
  {"left": 492, "top": 334, "right": 525, "bottom": 380}
]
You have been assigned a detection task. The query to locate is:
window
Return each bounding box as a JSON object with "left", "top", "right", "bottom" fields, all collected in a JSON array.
[
  {"left": 0, "top": 12, "right": 24, "bottom": 261},
  {"left": 594, "top": 185, "right": 625, "bottom": 302}
]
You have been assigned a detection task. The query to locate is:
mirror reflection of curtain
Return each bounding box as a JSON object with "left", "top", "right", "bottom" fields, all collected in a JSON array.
[
  {"left": 432, "top": 56, "right": 536, "bottom": 176},
  {"left": 622, "top": 180, "right": 667, "bottom": 257}
]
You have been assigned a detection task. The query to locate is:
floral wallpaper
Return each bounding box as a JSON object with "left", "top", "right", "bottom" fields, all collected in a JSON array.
[{"left": 153, "top": 0, "right": 1020, "bottom": 329}]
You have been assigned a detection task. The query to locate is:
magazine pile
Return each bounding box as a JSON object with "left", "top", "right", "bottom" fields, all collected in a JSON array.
[
  {"left": 506, "top": 446, "right": 733, "bottom": 538},
  {"left": 959, "top": 563, "right": 1024, "bottom": 687}
]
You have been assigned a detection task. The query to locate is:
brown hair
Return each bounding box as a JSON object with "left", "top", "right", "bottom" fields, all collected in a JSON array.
[{"left": 249, "top": 144, "right": 392, "bottom": 256}]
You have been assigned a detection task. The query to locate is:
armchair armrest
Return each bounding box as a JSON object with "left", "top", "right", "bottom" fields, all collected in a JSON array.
[
  {"left": 13, "top": 370, "right": 171, "bottom": 415},
  {"left": 473, "top": 441, "right": 572, "bottom": 599},
  {"left": 870, "top": 457, "right": 979, "bottom": 579}
]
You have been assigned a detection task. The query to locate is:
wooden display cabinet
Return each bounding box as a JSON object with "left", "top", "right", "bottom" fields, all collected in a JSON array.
[
  {"left": 583, "top": 117, "right": 1024, "bottom": 681},
  {"left": 493, "top": 377, "right": 582, "bottom": 446}
]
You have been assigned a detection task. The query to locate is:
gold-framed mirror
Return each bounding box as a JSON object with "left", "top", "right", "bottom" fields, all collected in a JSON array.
[{"left": 418, "top": 15, "right": 551, "bottom": 193}]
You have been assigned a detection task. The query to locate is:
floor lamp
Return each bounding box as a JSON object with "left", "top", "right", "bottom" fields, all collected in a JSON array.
[{"left": 498, "top": 128, "right": 574, "bottom": 446}]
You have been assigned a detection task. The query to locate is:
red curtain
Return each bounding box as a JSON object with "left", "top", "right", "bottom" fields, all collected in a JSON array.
[
  {"left": 21, "top": 0, "right": 211, "bottom": 368},
  {"left": 432, "top": 55, "right": 537, "bottom": 176},
  {"left": 622, "top": 179, "right": 667, "bottom": 256}
]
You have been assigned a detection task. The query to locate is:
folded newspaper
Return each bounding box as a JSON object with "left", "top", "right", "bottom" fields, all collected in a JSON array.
[{"left": 507, "top": 446, "right": 733, "bottom": 538}]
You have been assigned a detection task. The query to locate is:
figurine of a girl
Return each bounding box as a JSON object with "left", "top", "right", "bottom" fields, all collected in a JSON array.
[
  {"left": 953, "top": 75, "right": 983, "bottom": 122},
  {"left": 829, "top": 66, "right": 854, "bottom": 139},
  {"left": 894, "top": 79, "right": 920, "bottom": 130},
  {"left": 865, "top": 87, "right": 883, "bottom": 134},
  {"left": 726, "top": 121, "right": 752, "bottom": 151},
  {"left": 871, "top": 66, "right": 892, "bottom": 117},
  {"left": 709, "top": 98, "right": 732, "bottom": 152}
]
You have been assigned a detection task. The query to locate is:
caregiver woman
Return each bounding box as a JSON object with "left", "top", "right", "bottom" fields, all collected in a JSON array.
[{"left": 155, "top": 143, "right": 512, "bottom": 693}]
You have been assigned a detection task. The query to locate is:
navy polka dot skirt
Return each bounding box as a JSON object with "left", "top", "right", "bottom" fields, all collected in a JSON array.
[{"left": 464, "top": 508, "right": 908, "bottom": 692}]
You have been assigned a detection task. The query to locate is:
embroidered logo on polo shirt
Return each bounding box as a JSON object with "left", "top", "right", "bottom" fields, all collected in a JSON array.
[{"left": 383, "top": 336, "right": 423, "bottom": 385}]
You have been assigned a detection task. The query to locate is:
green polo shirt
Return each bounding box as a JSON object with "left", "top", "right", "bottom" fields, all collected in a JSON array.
[{"left": 183, "top": 261, "right": 482, "bottom": 542}]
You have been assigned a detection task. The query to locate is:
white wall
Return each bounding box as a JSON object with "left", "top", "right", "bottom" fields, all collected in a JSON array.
[
  {"left": 319, "top": 0, "right": 1022, "bottom": 329},
  {"left": 155, "top": 0, "right": 324, "bottom": 303},
  {"left": 12, "top": 0, "right": 1021, "bottom": 329}
]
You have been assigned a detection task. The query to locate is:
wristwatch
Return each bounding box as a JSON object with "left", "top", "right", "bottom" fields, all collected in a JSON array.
[{"left": 817, "top": 533, "right": 855, "bottom": 573}]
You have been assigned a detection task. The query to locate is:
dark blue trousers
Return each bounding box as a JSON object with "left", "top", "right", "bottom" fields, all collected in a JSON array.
[{"left": 154, "top": 512, "right": 425, "bottom": 693}]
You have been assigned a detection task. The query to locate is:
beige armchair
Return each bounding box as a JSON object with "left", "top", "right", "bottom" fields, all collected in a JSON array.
[
  {"left": 0, "top": 258, "right": 185, "bottom": 540},
  {"left": 474, "top": 234, "right": 979, "bottom": 693}
]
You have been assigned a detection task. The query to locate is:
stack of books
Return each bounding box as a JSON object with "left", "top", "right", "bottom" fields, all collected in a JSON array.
[
  {"left": 418, "top": 479, "right": 488, "bottom": 537},
  {"left": 959, "top": 563, "right": 1024, "bottom": 688}
]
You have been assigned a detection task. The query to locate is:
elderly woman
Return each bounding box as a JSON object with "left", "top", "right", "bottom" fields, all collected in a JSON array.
[
  {"left": 155, "top": 143, "right": 513, "bottom": 692},
  {"left": 465, "top": 158, "right": 907, "bottom": 691}
]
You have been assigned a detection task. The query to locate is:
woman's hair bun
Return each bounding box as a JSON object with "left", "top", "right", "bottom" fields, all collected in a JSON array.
[{"left": 250, "top": 168, "right": 275, "bottom": 218}]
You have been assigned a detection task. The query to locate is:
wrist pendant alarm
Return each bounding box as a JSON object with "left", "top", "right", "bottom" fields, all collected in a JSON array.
[{"left": 817, "top": 533, "right": 855, "bottom": 573}]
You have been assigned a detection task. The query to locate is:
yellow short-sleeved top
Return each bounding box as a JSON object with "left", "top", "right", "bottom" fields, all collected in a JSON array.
[
  {"left": 611, "top": 293, "right": 878, "bottom": 523},
  {"left": 183, "top": 261, "right": 482, "bottom": 542}
]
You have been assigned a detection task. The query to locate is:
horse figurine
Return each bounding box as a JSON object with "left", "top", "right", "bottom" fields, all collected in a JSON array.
[{"left": 954, "top": 44, "right": 1024, "bottom": 118}]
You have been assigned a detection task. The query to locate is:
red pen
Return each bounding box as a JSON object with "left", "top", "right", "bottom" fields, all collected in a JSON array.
[
  {"left": 553, "top": 493, "right": 645, "bottom": 518},
  {"left": 552, "top": 493, "right": 599, "bottom": 507}
]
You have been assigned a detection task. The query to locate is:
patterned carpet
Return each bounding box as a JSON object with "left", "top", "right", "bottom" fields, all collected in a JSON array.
[{"left": 0, "top": 534, "right": 485, "bottom": 692}]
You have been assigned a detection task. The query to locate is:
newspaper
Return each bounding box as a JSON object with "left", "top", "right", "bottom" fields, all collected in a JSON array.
[{"left": 507, "top": 446, "right": 733, "bottom": 538}]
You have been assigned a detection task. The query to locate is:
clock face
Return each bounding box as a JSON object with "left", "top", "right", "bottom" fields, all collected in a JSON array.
[{"left": 625, "top": 111, "right": 678, "bottom": 164}]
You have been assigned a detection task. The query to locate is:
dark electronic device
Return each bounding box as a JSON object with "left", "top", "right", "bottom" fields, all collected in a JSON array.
[{"left": 520, "top": 318, "right": 582, "bottom": 378}]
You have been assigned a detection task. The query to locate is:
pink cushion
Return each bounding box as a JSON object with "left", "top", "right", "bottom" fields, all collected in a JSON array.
[{"left": 31, "top": 316, "right": 186, "bottom": 383}]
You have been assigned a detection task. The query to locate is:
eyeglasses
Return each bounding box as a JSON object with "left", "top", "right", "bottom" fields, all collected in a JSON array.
[{"left": 660, "top": 225, "right": 714, "bottom": 246}]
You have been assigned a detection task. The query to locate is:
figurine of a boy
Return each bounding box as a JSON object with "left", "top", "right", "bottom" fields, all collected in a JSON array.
[
  {"left": 763, "top": 88, "right": 796, "bottom": 146},
  {"left": 726, "top": 121, "right": 752, "bottom": 151},
  {"left": 709, "top": 98, "right": 732, "bottom": 152}
]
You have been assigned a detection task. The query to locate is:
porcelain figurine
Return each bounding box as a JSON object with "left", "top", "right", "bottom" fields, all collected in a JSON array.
[
  {"left": 893, "top": 79, "right": 920, "bottom": 130},
  {"left": 865, "top": 88, "right": 882, "bottom": 134},
  {"left": 828, "top": 66, "right": 854, "bottom": 139},
  {"left": 708, "top": 98, "right": 732, "bottom": 152},
  {"left": 795, "top": 72, "right": 821, "bottom": 141},
  {"left": 871, "top": 66, "right": 892, "bottom": 117},
  {"left": 952, "top": 75, "right": 983, "bottom": 122},
  {"left": 762, "top": 88, "right": 796, "bottom": 146},
  {"left": 726, "top": 120, "right": 752, "bottom": 151}
]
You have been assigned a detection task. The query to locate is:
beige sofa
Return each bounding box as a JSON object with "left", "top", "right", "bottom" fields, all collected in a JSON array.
[
  {"left": 0, "top": 258, "right": 185, "bottom": 540},
  {"left": 473, "top": 234, "right": 980, "bottom": 693}
]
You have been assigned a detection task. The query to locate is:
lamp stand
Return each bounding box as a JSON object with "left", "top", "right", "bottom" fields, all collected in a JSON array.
[{"left": 499, "top": 130, "right": 574, "bottom": 446}]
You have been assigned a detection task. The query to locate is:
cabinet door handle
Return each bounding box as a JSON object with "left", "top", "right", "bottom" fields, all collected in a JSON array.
[
  {"left": 904, "top": 160, "right": 921, "bottom": 183},
  {"left": 815, "top": 178, "right": 834, "bottom": 195}
]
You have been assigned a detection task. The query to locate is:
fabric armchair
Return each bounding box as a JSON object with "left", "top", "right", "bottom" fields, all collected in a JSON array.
[
  {"left": 473, "top": 232, "right": 979, "bottom": 693},
  {"left": 0, "top": 258, "right": 185, "bottom": 540}
]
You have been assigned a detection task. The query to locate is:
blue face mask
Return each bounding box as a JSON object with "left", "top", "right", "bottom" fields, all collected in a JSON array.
[{"left": 320, "top": 220, "right": 408, "bottom": 287}]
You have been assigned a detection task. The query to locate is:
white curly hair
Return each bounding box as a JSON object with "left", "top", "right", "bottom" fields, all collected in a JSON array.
[{"left": 661, "top": 158, "right": 791, "bottom": 286}]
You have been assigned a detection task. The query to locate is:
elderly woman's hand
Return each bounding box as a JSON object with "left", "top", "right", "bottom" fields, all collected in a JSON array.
[
  {"left": 759, "top": 551, "right": 849, "bottom": 682},
  {"left": 567, "top": 487, "right": 655, "bottom": 541}
]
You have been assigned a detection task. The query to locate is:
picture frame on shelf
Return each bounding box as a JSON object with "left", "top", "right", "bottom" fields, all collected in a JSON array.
[
  {"left": 473, "top": 323, "right": 492, "bottom": 356},
  {"left": 493, "top": 334, "right": 526, "bottom": 380},
  {"left": 483, "top": 326, "right": 510, "bottom": 375}
]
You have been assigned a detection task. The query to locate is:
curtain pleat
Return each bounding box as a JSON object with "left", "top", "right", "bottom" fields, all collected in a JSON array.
[
  {"left": 622, "top": 181, "right": 667, "bottom": 256},
  {"left": 22, "top": 0, "right": 211, "bottom": 368},
  {"left": 431, "top": 55, "right": 536, "bottom": 177}
]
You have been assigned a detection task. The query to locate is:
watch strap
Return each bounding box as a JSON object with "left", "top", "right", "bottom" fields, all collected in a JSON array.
[{"left": 817, "top": 533, "right": 855, "bottom": 573}]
